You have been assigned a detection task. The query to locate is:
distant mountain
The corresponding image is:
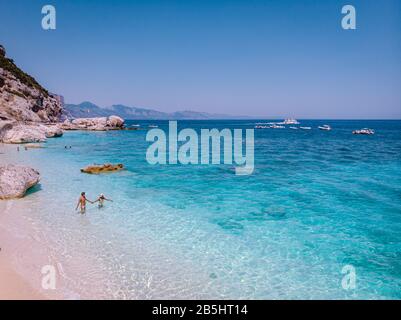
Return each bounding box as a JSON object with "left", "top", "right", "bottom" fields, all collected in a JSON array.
[
  {"left": 63, "top": 102, "right": 250, "bottom": 120},
  {"left": 62, "top": 101, "right": 110, "bottom": 119}
]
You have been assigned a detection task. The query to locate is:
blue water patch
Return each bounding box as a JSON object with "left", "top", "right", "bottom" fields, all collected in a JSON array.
[{"left": 5, "top": 119, "right": 401, "bottom": 299}]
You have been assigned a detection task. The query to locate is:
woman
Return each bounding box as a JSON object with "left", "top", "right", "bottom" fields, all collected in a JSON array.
[{"left": 94, "top": 193, "right": 113, "bottom": 208}]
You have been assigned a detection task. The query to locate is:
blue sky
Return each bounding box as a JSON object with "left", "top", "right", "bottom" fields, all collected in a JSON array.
[{"left": 0, "top": 0, "right": 400, "bottom": 118}]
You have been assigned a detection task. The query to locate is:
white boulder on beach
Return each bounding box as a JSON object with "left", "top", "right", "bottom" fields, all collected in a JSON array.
[
  {"left": 0, "top": 121, "right": 63, "bottom": 144},
  {"left": 0, "top": 164, "right": 40, "bottom": 199}
]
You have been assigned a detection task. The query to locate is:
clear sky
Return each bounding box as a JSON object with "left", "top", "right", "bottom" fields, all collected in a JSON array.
[{"left": 1, "top": 0, "right": 400, "bottom": 118}]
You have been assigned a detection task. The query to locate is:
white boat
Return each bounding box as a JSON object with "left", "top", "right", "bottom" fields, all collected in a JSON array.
[
  {"left": 353, "top": 128, "right": 375, "bottom": 135},
  {"left": 255, "top": 122, "right": 276, "bottom": 125},
  {"left": 131, "top": 124, "right": 140, "bottom": 127},
  {"left": 270, "top": 124, "right": 285, "bottom": 129},
  {"left": 148, "top": 125, "right": 158, "bottom": 128},
  {"left": 278, "top": 118, "right": 300, "bottom": 125},
  {"left": 255, "top": 124, "right": 285, "bottom": 129},
  {"left": 318, "top": 125, "right": 332, "bottom": 131},
  {"left": 300, "top": 126, "right": 311, "bottom": 130}
]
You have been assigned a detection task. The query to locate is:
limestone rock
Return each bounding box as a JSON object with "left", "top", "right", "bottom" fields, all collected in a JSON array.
[
  {"left": 0, "top": 44, "right": 63, "bottom": 122},
  {"left": 62, "top": 116, "right": 125, "bottom": 131},
  {"left": 0, "top": 123, "right": 47, "bottom": 144},
  {"left": 0, "top": 121, "right": 63, "bottom": 144},
  {"left": 107, "top": 115, "right": 124, "bottom": 128},
  {"left": 81, "top": 163, "right": 124, "bottom": 174},
  {"left": 0, "top": 164, "right": 40, "bottom": 199}
]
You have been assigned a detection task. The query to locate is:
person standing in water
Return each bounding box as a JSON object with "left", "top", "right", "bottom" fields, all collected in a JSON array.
[
  {"left": 94, "top": 193, "right": 113, "bottom": 208},
  {"left": 75, "top": 192, "right": 94, "bottom": 214}
]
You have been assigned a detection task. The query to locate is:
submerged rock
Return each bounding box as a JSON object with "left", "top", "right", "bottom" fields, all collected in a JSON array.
[
  {"left": 0, "top": 164, "right": 40, "bottom": 199},
  {"left": 25, "top": 143, "right": 45, "bottom": 149},
  {"left": 81, "top": 163, "right": 124, "bottom": 174}
]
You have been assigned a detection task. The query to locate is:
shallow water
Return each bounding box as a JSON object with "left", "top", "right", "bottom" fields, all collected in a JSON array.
[{"left": 1, "top": 120, "right": 401, "bottom": 299}]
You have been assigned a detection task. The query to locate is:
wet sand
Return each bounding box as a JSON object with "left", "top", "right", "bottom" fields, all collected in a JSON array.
[{"left": 0, "top": 255, "right": 45, "bottom": 300}]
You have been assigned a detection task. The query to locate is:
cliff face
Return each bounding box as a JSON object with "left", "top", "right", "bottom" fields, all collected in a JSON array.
[{"left": 0, "top": 45, "right": 63, "bottom": 122}]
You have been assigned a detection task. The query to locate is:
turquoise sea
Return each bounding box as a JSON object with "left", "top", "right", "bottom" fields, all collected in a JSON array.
[{"left": 3, "top": 120, "right": 401, "bottom": 299}]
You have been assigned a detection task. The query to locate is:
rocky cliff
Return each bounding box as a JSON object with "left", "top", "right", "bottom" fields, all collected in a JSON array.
[{"left": 0, "top": 45, "right": 63, "bottom": 122}]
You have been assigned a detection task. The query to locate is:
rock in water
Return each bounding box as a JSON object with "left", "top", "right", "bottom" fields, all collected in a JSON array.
[
  {"left": 0, "top": 164, "right": 40, "bottom": 199},
  {"left": 38, "top": 124, "right": 63, "bottom": 138},
  {"left": 81, "top": 163, "right": 124, "bottom": 174},
  {"left": 107, "top": 115, "right": 124, "bottom": 128},
  {"left": 61, "top": 116, "right": 125, "bottom": 131}
]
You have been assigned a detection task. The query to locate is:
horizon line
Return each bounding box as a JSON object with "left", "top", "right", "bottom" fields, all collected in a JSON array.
[{"left": 65, "top": 101, "right": 401, "bottom": 121}]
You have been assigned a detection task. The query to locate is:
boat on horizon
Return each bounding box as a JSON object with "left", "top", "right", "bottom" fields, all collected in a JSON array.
[{"left": 278, "top": 118, "right": 300, "bottom": 125}]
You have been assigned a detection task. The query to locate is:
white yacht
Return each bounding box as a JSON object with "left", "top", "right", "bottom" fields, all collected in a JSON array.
[
  {"left": 278, "top": 118, "right": 300, "bottom": 125},
  {"left": 318, "top": 125, "right": 332, "bottom": 131}
]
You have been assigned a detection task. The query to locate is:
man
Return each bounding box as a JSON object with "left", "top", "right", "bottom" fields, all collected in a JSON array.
[
  {"left": 75, "top": 192, "right": 93, "bottom": 214},
  {"left": 94, "top": 193, "right": 113, "bottom": 208}
]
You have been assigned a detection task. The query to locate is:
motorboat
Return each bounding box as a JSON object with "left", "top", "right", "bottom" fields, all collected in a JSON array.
[
  {"left": 278, "top": 118, "right": 300, "bottom": 125},
  {"left": 148, "top": 125, "right": 159, "bottom": 128},
  {"left": 352, "top": 128, "right": 375, "bottom": 135},
  {"left": 300, "top": 126, "right": 312, "bottom": 130},
  {"left": 270, "top": 124, "right": 285, "bottom": 129},
  {"left": 318, "top": 125, "right": 332, "bottom": 131}
]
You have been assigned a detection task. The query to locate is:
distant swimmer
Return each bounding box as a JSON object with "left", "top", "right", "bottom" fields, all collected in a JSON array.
[
  {"left": 94, "top": 193, "right": 113, "bottom": 208},
  {"left": 75, "top": 192, "right": 94, "bottom": 214}
]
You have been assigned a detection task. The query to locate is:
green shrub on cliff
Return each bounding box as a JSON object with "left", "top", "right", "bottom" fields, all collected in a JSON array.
[{"left": 0, "top": 50, "right": 49, "bottom": 97}]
